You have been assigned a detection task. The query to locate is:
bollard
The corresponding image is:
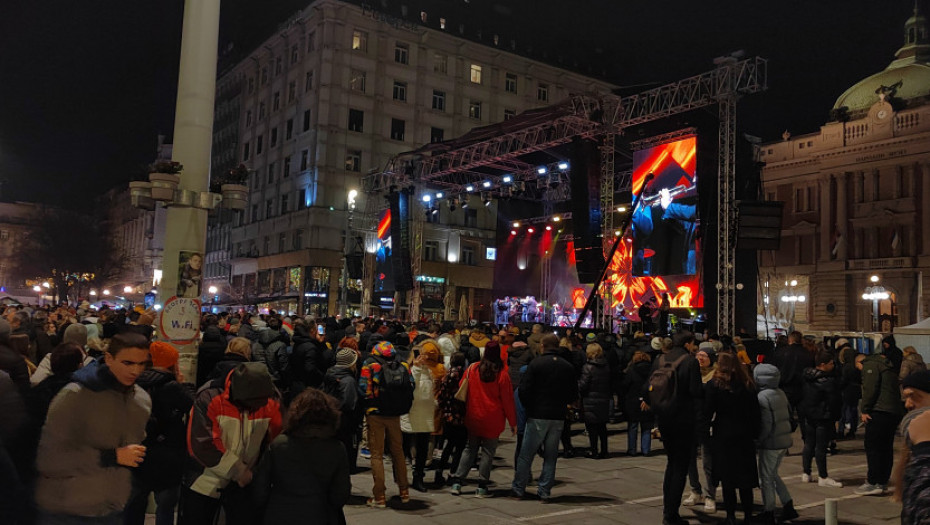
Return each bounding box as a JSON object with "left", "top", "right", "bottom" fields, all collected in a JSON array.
[{"left": 825, "top": 498, "right": 838, "bottom": 525}]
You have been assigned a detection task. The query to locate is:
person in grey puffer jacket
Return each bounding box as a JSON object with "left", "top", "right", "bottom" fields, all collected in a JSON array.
[{"left": 753, "top": 364, "right": 798, "bottom": 524}]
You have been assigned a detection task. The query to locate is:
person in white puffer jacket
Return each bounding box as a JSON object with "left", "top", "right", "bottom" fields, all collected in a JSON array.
[{"left": 754, "top": 364, "right": 798, "bottom": 525}]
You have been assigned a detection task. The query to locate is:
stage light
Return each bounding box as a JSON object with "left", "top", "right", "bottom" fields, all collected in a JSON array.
[
  {"left": 510, "top": 230, "right": 517, "bottom": 236},
  {"left": 431, "top": 207, "right": 439, "bottom": 215},
  {"left": 502, "top": 175, "right": 513, "bottom": 183},
  {"left": 527, "top": 227, "right": 535, "bottom": 234},
  {"left": 870, "top": 274, "right": 880, "bottom": 283},
  {"left": 558, "top": 162, "right": 569, "bottom": 170},
  {"left": 482, "top": 180, "right": 492, "bottom": 188},
  {"left": 537, "top": 166, "right": 547, "bottom": 175},
  {"left": 617, "top": 206, "right": 627, "bottom": 212},
  {"left": 465, "top": 184, "right": 475, "bottom": 192},
  {"left": 513, "top": 222, "right": 520, "bottom": 228},
  {"left": 33, "top": 285, "right": 41, "bottom": 292},
  {"left": 553, "top": 216, "right": 560, "bottom": 222},
  {"left": 422, "top": 194, "right": 431, "bottom": 203},
  {"left": 545, "top": 225, "right": 552, "bottom": 231},
  {"left": 435, "top": 192, "right": 444, "bottom": 199},
  {"left": 615, "top": 230, "right": 621, "bottom": 236}
]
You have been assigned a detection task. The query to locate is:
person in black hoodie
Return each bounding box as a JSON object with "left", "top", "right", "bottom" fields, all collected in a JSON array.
[
  {"left": 621, "top": 351, "right": 654, "bottom": 456},
  {"left": 323, "top": 348, "right": 362, "bottom": 473},
  {"left": 798, "top": 351, "right": 843, "bottom": 488},
  {"left": 774, "top": 331, "right": 815, "bottom": 434},
  {"left": 197, "top": 316, "right": 228, "bottom": 387},
  {"left": 882, "top": 334, "right": 903, "bottom": 375},
  {"left": 208, "top": 337, "right": 252, "bottom": 383},
  {"left": 289, "top": 319, "right": 331, "bottom": 395},
  {"left": 579, "top": 343, "right": 612, "bottom": 459},
  {"left": 125, "top": 341, "right": 195, "bottom": 525}
]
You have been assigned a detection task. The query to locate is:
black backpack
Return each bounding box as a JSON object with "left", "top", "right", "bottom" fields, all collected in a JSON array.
[
  {"left": 647, "top": 353, "right": 689, "bottom": 416},
  {"left": 374, "top": 357, "right": 414, "bottom": 416}
]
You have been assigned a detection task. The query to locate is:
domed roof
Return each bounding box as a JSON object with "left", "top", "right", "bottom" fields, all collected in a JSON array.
[{"left": 833, "top": 1, "right": 930, "bottom": 113}]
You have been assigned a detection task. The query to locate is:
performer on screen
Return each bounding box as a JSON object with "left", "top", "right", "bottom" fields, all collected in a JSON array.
[
  {"left": 495, "top": 296, "right": 511, "bottom": 326},
  {"left": 658, "top": 188, "right": 698, "bottom": 275}
]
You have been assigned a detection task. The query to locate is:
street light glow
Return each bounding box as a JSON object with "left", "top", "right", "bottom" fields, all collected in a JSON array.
[
  {"left": 208, "top": 286, "right": 218, "bottom": 294},
  {"left": 123, "top": 286, "right": 133, "bottom": 293},
  {"left": 33, "top": 285, "right": 41, "bottom": 292},
  {"left": 102, "top": 289, "right": 110, "bottom": 296},
  {"left": 789, "top": 279, "right": 798, "bottom": 287},
  {"left": 870, "top": 275, "right": 880, "bottom": 283},
  {"left": 90, "top": 290, "right": 97, "bottom": 296}
]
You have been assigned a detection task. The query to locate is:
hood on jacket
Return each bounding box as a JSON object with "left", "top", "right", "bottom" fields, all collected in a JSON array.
[
  {"left": 71, "top": 357, "right": 122, "bottom": 392},
  {"left": 136, "top": 367, "right": 177, "bottom": 390},
  {"left": 258, "top": 327, "right": 286, "bottom": 346},
  {"left": 372, "top": 341, "right": 396, "bottom": 360},
  {"left": 418, "top": 340, "right": 441, "bottom": 363},
  {"left": 753, "top": 363, "right": 781, "bottom": 390},
  {"left": 469, "top": 332, "right": 490, "bottom": 348},
  {"left": 227, "top": 362, "right": 275, "bottom": 403},
  {"left": 436, "top": 334, "right": 457, "bottom": 356},
  {"left": 203, "top": 325, "right": 225, "bottom": 343},
  {"left": 882, "top": 335, "right": 897, "bottom": 349}
]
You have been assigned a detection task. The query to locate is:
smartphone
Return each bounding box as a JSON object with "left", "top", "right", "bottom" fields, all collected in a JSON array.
[{"left": 317, "top": 325, "right": 325, "bottom": 335}]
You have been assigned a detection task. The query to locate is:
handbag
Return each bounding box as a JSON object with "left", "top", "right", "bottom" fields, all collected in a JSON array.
[{"left": 454, "top": 365, "right": 472, "bottom": 402}]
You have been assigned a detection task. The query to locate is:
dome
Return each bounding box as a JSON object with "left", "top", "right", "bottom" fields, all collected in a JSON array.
[{"left": 832, "top": 62, "right": 930, "bottom": 113}]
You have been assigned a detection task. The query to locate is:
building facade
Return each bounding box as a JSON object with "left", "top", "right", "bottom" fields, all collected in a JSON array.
[
  {"left": 0, "top": 202, "right": 47, "bottom": 301},
  {"left": 208, "top": 0, "right": 616, "bottom": 317},
  {"left": 759, "top": 5, "right": 930, "bottom": 333}
]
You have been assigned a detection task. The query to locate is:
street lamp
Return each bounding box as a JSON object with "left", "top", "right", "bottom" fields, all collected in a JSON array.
[
  {"left": 123, "top": 285, "right": 133, "bottom": 294},
  {"left": 90, "top": 290, "right": 97, "bottom": 296},
  {"left": 339, "top": 189, "right": 359, "bottom": 317},
  {"left": 862, "top": 280, "right": 890, "bottom": 332},
  {"left": 208, "top": 285, "right": 218, "bottom": 295},
  {"left": 102, "top": 289, "right": 110, "bottom": 296}
]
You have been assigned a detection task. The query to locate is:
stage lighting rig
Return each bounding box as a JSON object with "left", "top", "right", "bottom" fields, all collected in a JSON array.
[
  {"left": 481, "top": 192, "right": 492, "bottom": 206},
  {"left": 558, "top": 162, "right": 569, "bottom": 170},
  {"left": 502, "top": 175, "right": 513, "bottom": 183},
  {"left": 537, "top": 166, "right": 547, "bottom": 175},
  {"left": 465, "top": 184, "right": 475, "bottom": 192},
  {"left": 482, "top": 180, "right": 492, "bottom": 189}
]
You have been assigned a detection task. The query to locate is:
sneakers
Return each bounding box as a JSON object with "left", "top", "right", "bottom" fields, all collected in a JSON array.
[
  {"left": 683, "top": 491, "right": 701, "bottom": 506},
  {"left": 800, "top": 473, "right": 812, "bottom": 483},
  {"left": 360, "top": 448, "right": 371, "bottom": 459},
  {"left": 475, "top": 487, "right": 491, "bottom": 498},
  {"left": 451, "top": 483, "right": 462, "bottom": 495},
  {"left": 854, "top": 483, "right": 885, "bottom": 496},
  {"left": 703, "top": 497, "right": 716, "bottom": 513},
  {"left": 366, "top": 497, "right": 386, "bottom": 508},
  {"left": 818, "top": 477, "right": 843, "bottom": 488}
]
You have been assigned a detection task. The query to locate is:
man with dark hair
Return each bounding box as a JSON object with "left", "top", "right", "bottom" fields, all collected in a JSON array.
[
  {"left": 774, "top": 331, "right": 814, "bottom": 429},
  {"left": 855, "top": 342, "right": 905, "bottom": 496},
  {"left": 34, "top": 333, "right": 152, "bottom": 524}
]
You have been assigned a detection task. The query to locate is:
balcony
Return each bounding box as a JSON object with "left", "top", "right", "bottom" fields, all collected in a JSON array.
[{"left": 846, "top": 257, "right": 914, "bottom": 270}]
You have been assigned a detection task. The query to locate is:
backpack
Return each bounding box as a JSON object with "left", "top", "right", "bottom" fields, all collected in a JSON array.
[
  {"left": 374, "top": 357, "right": 414, "bottom": 416},
  {"left": 647, "top": 353, "right": 689, "bottom": 416}
]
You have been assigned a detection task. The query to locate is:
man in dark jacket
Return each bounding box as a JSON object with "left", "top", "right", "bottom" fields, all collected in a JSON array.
[
  {"left": 798, "top": 353, "right": 843, "bottom": 487},
  {"left": 648, "top": 331, "right": 703, "bottom": 525},
  {"left": 197, "top": 318, "right": 228, "bottom": 387},
  {"left": 773, "top": 331, "right": 814, "bottom": 426},
  {"left": 855, "top": 348, "right": 905, "bottom": 496},
  {"left": 290, "top": 319, "right": 332, "bottom": 394},
  {"left": 0, "top": 319, "right": 29, "bottom": 392},
  {"left": 511, "top": 334, "right": 578, "bottom": 501},
  {"left": 251, "top": 317, "right": 290, "bottom": 386},
  {"left": 881, "top": 334, "right": 903, "bottom": 374},
  {"left": 323, "top": 348, "right": 362, "bottom": 472}
]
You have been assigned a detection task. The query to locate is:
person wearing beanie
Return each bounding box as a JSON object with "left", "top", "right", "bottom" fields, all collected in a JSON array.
[
  {"left": 124, "top": 341, "right": 194, "bottom": 525},
  {"left": 181, "top": 362, "right": 281, "bottom": 524},
  {"left": 324, "top": 348, "right": 362, "bottom": 473}
]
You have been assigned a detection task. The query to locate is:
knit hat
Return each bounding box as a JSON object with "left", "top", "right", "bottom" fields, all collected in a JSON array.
[
  {"left": 335, "top": 348, "right": 358, "bottom": 368},
  {"left": 698, "top": 341, "right": 716, "bottom": 353},
  {"left": 585, "top": 333, "right": 597, "bottom": 344},
  {"left": 228, "top": 363, "right": 275, "bottom": 402},
  {"left": 0, "top": 319, "right": 10, "bottom": 340},
  {"left": 651, "top": 337, "right": 664, "bottom": 351},
  {"left": 902, "top": 370, "right": 930, "bottom": 394},
  {"left": 834, "top": 337, "right": 850, "bottom": 350},
  {"left": 149, "top": 341, "right": 179, "bottom": 369},
  {"left": 63, "top": 323, "right": 88, "bottom": 347}
]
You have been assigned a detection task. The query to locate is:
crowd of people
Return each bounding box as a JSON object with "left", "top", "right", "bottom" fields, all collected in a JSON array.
[{"left": 1, "top": 302, "right": 929, "bottom": 525}]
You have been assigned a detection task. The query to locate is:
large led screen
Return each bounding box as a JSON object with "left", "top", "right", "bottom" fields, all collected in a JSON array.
[{"left": 606, "top": 133, "right": 703, "bottom": 318}]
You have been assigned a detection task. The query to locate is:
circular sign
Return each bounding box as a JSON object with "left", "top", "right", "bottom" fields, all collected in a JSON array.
[{"left": 158, "top": 296, "right": 201, "bottom": 343}]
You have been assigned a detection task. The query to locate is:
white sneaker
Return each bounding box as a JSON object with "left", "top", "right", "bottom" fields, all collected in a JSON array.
[
  {"left": 683, "top": 491, "right": 701, "bottom": 506},
  {"left": 854, "top": 483, "right": 884, "bottom": 495},
  {"left": 800, "top": 473, "right": 811, "bottom": 483},
  {"left": 703, "top": 497, "right": 716, "bottom": 513},
  {"left": 818, "top": 477, "right": 843, "bottom": 488}
]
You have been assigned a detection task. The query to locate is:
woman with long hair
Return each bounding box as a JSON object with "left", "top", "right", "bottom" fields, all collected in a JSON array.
[
  {"left": 449, "top": 341, "right": 516, "bottom": 498},
  {"left": 703, "top": 351, "right": 761, "bottom": 525},
  {"left": 401, "top": 340, "right": 445, "bottom": 492},
  {"left": 434, "top": 352, "right": 468, "bottom": 485}
]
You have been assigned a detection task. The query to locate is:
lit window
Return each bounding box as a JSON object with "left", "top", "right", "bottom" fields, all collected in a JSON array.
[
  {"left": 470, "top": 64, "right": 482, "bottom": 84},
  {"left": 352, "top": 30, "right": 368, "bottom": 51}
]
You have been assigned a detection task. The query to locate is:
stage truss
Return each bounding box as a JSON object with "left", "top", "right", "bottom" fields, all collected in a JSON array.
[{"left": 362, "top": 56, "right": 767, "bottom": 331}]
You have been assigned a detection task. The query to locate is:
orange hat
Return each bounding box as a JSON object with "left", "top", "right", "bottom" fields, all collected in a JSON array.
[{"left": 149, "top": 341, "right": 179, "bottom": 369}]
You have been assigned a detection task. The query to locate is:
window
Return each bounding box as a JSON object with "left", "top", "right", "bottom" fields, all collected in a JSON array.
[
  {"left": 462, "top": 245, "right": 476, "bottom": 265},
  {"left": 430, "top": 127, "right": 444, "bottom": 143},
  {"left": 270, "top": 127, "right": 278, "bottom": 147},
  {"left": 424, "top": 241, "right": 439, "bottom": 262},
  {"left": 272, "top": 92, "right": 280, "bottom": 111},
  {"left": 281, "top": 194, "right": 289, "bottom": 214},
  {"left": 348, "top": 109, "right": 364, "bottom": 132},
  {"left": 505, "top": 72, "right": 517, "bottom": 93},
  {"left": 258, "top": 102, "right": 266, "bottom": 120},
  {"left": 256, "top": 135, "right": 264, "bottom": 154},
  {"left": 278, "top": 233, "right": 286, "bottom": 253},
  {"left": 394, "top": 42, "right": 409, "bottom": 64},
  {"left": 288, "top": 81, "right": 296, "bottom": 103},
  {"left": 247, "top": 77, "right": 255, "bottom": 93},
  {"left": 283, "top": 157, "right": 291, "bottom": 178},
  {"left": 305, "top": 70, "right": 314, "bottom": 92},
  {"left": 261, "top": 67, "right": 268, "bottom": 85},
  {"left": 439, "top": 17, "right": 446, "bottom": 30},
  {"left": 469, "top": 100, "right": 482, "bottom": 120},
  {"left": 504, "top": 108, "right": 516, "bottom": 120},
  {"left": 266, "top": 199, "right": 274, "bottom": 218},
  {"left": 267, "top": 162, "right": 275, "bottom": 183},
  {"left": 293, "top": 229, "right": 304, "bottom": 250},
  {"left": 285, "top": 119, "right": 293, "bottom": 140},
  {"left": 432, "top": 90, "right": 445, "bottom": 111},
  {"left": 252, "top": 172, "right": 259, "bottom": 189},
  {"left": 303, "top": 109, "right": 311, "bottom": 131},
  {"left": 263, "top": 236, "right": 270, "bottom": 255},
  {"left": 392, "top": 81, "right": 407, "bottom": 102},
  {"left": 352, "top": 30, "right": 368, "bottom": 51},
  {"left": 245, "top": 110, "right": 252, "bottom": 126},
  {"left": 242, "top": 141, "right": 250, "bottom": 161},
  {"left": 306, "top": 32, "right": 315, "bottom": 52},
  {"left": 251, "top": 204, "right": 259, "bottom": 222},
  {"left": 465, "top": 208, "right": 478, "bottom": 228},
  {"left": 537, "top": 83, "right": 549, "bottom": 102},
  {"left": 434, "top": 53, "right": 448, "bottom": 73},
  {"left": 298, "top": 188, "right": 307, "bottom": 209},
  {"left": 349, "top": 69, "right": 366, "bottom": 92},
  {"left": 470, "top": 64, "right": 482, "bottom": 84},
  {"left": 300, "top": 150, "right": 309, "bottom": 171},
  {"left": 390, "top": 118, "right": 405, "bottom": 141},
  {"left": 794, "top": 188, "right": 804, "bottom": 212},
  {"left": 345, "top": 150, "right": 361, "bottom": 172},
  {"left": 290, "top": 45, "right": 298, "bottom": 64},
  {"left": 275, "top": 57, "right": 282, "bottom": 75}
]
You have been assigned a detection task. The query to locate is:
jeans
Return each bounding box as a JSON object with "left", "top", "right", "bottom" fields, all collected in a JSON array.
[
  {"left": 659, "top": 423, "right": 694, "bottom": 520},
  {"left": 124, "top": 480, "right": 180, "bottom": 525},
  {"left": 437, "top": 424, "right": 467, "bottom": 478},
  {"left": 626, "top": 420, "right": 653, "bottom": 455},
  {"left": 453, "top": 435, "right": 499, "bottom": 488},
  {"left": 688, "top": 442, "right": 715, "bottom": 499},
  {"left": 801, "top": 420, "right": 832, "bottom": 478},
  {"left": 585, "top": 422, "right": 608, "bottom": 455},
  {"left": 864, "top": 410, "right": 902, "bottom": 486},
  {"left": 758, "top": 448, "right": 792, "bottom": 512},
  {"left": 177, "top": 484, "right": 257, "bottom": 525},
  {"left": 39, "top": 513, "right": 123, "bottom": 525},
  {"left": 367, "top": 414, "right": 409, "bottom": 499},
  {"left": 512, "top": 418, "right": 564, "bottom": 499}
]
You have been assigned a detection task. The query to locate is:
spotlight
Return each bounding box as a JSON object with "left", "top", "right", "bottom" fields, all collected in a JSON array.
[
  {"left": 617, "top": 206, "right": 627, "bottom": 212},
  {"left": 502, "top": 175, "right": 513, "bottom": 183},
  {"left": 553, "top": 216, "right": 560, "bottom": 222},
  {"left": 527, "top": 227, "right": 535, "bottom": 234},
  {"left": 513, "top": 222, "right": 521, "bottom": 228},
  {"left": 465, "top": 184, "right": 475, "bottom": 192},
  {"left": 537, "top": 166, "right": 547, "bottom": 175},
  {"left": 482, "top": 180, "right": 492, "bottom": 188},
  {"left": 422, "top": 194, "right": 431, "bottom": 203},
  {"left": 435, "top": 192, "right": 444, "bottom": 199},
  {"left": 558, "top": 162, "right": 569, "bottom": 170},
  {"left": 614, "top": 230, "right": 621, "bottom": 236},
  {"left": 431, "top": 207, "right": 439, "bottom": 215},
  {"left": 510, "top": 230, "right": 517, "bottom": 236},
  {"left": 545, "top": 225, "right": 552, "bottom": 231}
]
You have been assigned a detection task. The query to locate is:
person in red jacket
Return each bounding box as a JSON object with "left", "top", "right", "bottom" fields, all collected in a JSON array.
[{"left": 449, "top": 341, "right": 516, "bottom": 498}]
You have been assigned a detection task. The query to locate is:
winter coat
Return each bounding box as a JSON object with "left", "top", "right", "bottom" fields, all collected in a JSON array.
[
  {"left": 29, "top": 352, "right": 95, "bottom": 386},
  {"left": 252, "top": 329, "right": 290, "bottom": 383},
  {"left": 519, "top": 351, "right": 579, "bottom": 421},
  {"left": 207, "top": 353, "right": 250, "bottom": 384},
  {"left": 400, "top": 364, "right": 439, "bottom": 433},
  {"left": 358, "top": 342, "right": 414, "bottom": 415},
  {"left": 773, "top": 343, "right": 814, "bottom": 405},
  {"left": 841, "top": 361, "right": 863, "bottom": 404},
  {"left": 322, "top": 366, "right": 361, "bottom": 441},
  {"left": 459, "top": 337, "right": 481, "bottom": 366},
  {"left": 578, "top": 357, "right": 612, "bottom": 424},
  {"left": 900, "top": 353, "right": 928, "bottom": 382},
  {"left": 621, "top": 360, "right": 654, "bottom": 423},
  {"left": 753, "top": 364, "right": 793, "bottom": 450},
  {"left": 290, "top": 328, "right": 331, "bottom": 392},
  {"left": 197, "top": 326, "right": 228, "bottom": 387},
  {"left": 860, "top": 353, "right": 904, "bottom": 417},
  {"left": 0, "top": 343, "right": 29, "bottom": 392},
  {"left": 461, "top": 363, "right": 517, "bottom": 439},
  {"left": 134, "top": 368, "right": 195, "bottom": 490},
  {"left": 507, "top": 343, "right": 534, "bottom": 391},
  {"left": 799, "top": 368, "right": 841, "bottom": 421},
  {"left": 34, "top": 358, "right": 152, "bottom": 517},
  {"left": 883, "top": 335, "right": 903, "bottom": 373},
  {"left": 650, "top": 347, "right": 704, "bottom": 426},
  {"left": 436, "top": 365, "right": 466, "bottom": 427},
  {"left": 703, "top": 378, "right": 760, "bottom": 487},
  {"left": 252, "top": 427, "right": 350, "bottom": 525}
]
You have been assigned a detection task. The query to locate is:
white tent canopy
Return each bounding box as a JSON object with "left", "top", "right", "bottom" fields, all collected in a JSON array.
[{"left": 894, "top": 317, "right": 930, "bottom": 362}]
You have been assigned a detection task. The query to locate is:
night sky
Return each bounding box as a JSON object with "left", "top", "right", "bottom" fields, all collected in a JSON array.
[{"left": 0, "top": 0, "right": 919, "bottom": 208}]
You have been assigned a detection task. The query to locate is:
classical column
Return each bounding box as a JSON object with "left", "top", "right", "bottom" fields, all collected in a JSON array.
[
  {"left": 819, "top": 177, "right": 832, "bottom": 261},
  {"left": 836, "top": 172, "right": 848, "bottom": 260},
  {"left": 923, "top": 163, "right": 930, "bottom": 255}
]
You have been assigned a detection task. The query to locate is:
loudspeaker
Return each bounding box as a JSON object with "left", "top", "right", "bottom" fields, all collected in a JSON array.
[
  {"left": 345, "top": 255, "right": 363, "bottom": 279},
  {"left": 570, "top": 137, "right": 604, "bottom": 283},
  {"left": 387, "top": 191, "right": 414, "bottom": 291},
  {"left": 736, "top": 201, "right": 784, "bottom": 251}
]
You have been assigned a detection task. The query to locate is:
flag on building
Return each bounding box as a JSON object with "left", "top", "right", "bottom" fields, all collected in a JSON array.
[
  {"left": 892, "top": 229, "right": 901, "bottom": 251},
  {"left": 831, "top": 226, "right": 844, "bottom": 258}
]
